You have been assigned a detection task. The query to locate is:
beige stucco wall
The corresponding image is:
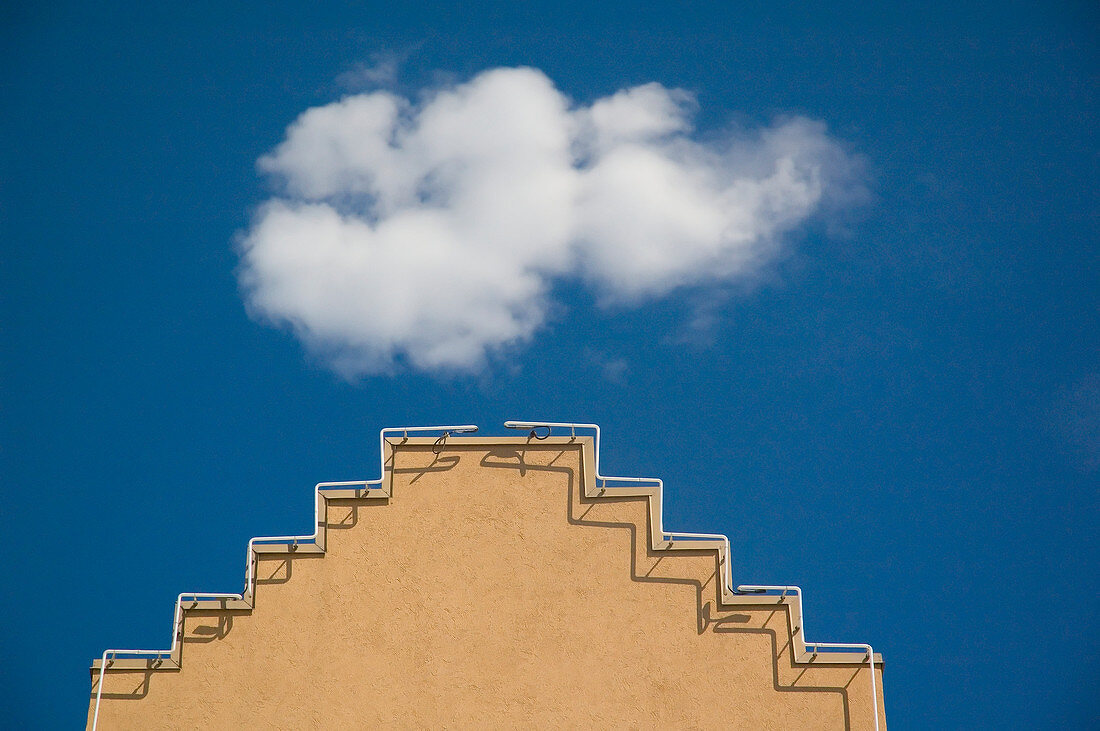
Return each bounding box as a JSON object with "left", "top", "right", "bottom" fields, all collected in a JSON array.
[{"left": 88, "top": 438, "right": 886, "bottom": 729}]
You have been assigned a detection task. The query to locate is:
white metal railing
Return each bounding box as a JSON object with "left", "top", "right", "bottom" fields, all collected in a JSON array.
[
  {"left": 504, "top": 420, "right": 734, "bottom": 579},
  {"left": 94, "top": 421, "right": 881, "bottom": 729},
  {"left": 241, "top": 425, "right": 477, "bottom": 599},
  {"left": 506, "top": 421, "right": 881, "bottom": 729},
  {"left": 91, "top": 424, "right": 476, "bottom": 730},
  {"left": 736, "top": 585, "right": 880, "bottom": 731}
]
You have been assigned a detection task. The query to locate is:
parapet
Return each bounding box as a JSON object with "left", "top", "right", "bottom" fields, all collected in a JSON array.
[{"left": 88, "top": 423, "right": 886, "bottom": 729}]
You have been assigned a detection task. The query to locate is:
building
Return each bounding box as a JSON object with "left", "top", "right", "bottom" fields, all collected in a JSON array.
[{"left": 88, "top": 423, "right": 886, "bottom": 729}]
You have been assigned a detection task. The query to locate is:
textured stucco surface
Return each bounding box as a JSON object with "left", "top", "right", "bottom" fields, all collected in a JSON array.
[{"left": 88, "top": 440, "right": 886, "bottom": 729}]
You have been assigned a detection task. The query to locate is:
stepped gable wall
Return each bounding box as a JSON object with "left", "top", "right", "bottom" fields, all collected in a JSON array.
[{"left": 88, "top": 437, "right": 885, "bottom": 729}]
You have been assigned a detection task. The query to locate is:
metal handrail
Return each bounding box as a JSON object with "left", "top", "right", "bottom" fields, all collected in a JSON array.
[
  {"left": 94, "top": 421, "right": 881, "bottom": 728},
  {"left": 732, "top": 585, "right": 880, "bottom": 730},
  {"left": 504, "top": 420, "right": 734, "bottom": 576},
  {"left": 506, "top": 421, "right": 881, "bottom": 730},
  {"left": 242, "top": 425, "right": 477, "bottom": 597},
  {"left": 91, "top": 424, "right": 477, "bottom": 730}
]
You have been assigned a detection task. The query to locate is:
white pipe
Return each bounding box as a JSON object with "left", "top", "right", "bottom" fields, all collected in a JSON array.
[
  {"left": 243, "top": 426, "right": 476, "bottom": 607},
  {"left": 813, "top": 641, "right": 879, "bottom": 731},
  {"left": 94, "top": 422, "right": 880, "bottom": 728},
  {"left": 93, "top": 591, "right": 241, "bottom": 730},
  {"left": 736, "top": 585, "right": 879, "bottom": 731},
  {"left": 92, "top": 424, "right": 476, "bottom": 730},
  {"left": 505, "top": 421, "right": 734, "bottom": 581},
  {"left": 507, "top": 421, "right": 880, "bottom": 730},
  {"left": 92, "top": 648, "right": 159, "bottom": 731},
  {"left": 504, "top": 421, "right": 639, "bottom": 488}
]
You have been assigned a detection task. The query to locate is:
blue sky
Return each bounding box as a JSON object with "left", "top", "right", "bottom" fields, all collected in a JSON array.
[{"left": 1, "top": 1, "right": 1097, "bottom": 727}]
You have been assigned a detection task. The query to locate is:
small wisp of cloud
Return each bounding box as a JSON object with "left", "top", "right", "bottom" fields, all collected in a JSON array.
[
  {"left": 583, "top": 347, "right": 630, "bottom": 384},
  {"left": 334, "top": 49, "right": 415, "bottom": 92},
  {"left": 237, "top": 66, "right": 865, "bottom": 377}
]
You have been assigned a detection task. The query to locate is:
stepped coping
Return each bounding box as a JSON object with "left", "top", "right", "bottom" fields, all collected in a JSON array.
[{"left": 90, "top": 421, "right": 884, "bottom": 731}]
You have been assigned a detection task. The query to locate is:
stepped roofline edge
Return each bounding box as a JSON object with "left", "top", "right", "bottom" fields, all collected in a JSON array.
[{"left": 88, "top": 422, "right": 887, "bottom": 730}]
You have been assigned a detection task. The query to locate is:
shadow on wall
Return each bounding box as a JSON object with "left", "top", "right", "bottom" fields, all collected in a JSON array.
[
  {"left": 480, "top": 445, "right": 857, "bottom": 730},
  {"left": 89, "top": 671, "right": 153, "bottom": 702},
  {"left": 91, "top": 442, "right": 865, "bottom": 725},
  {"left": 393, "top": 453, "right": 461, "bottom": 485}
]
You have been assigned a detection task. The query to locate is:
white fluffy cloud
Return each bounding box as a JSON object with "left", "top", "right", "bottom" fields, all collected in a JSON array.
[{"left": 238, "top": 66, "right": 861, "bottom": 375}]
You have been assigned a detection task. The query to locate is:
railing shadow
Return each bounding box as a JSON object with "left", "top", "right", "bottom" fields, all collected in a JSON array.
[
  {"left": 89, "top": 671, "right": 154, "bottom": 701},
  {"left": 182, "top": 612, "right": 234, "bottom": 643},
  {"left": 254, "top": 553, "right": 324, "bottom": 587},
  {"left": 479, "top": 444, "right": 853, "bottom": 729},
  {"left": 392, "top": 451, "right": 461, "bottom": 486}
]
